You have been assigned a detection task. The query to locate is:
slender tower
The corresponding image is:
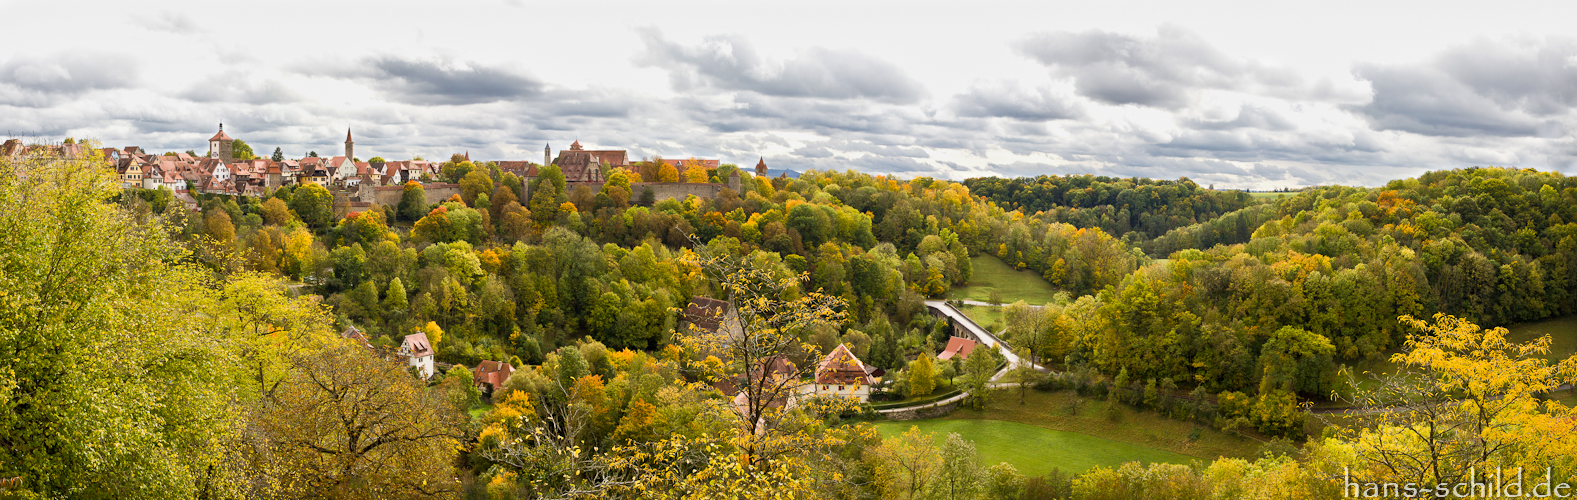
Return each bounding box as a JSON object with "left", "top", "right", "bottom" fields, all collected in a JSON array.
[
  {"left": 344, "top": 128, "right": 354, "bottom": 161},
  {"left": 544, "top": 143, "right": 551, "bottom": 167}
]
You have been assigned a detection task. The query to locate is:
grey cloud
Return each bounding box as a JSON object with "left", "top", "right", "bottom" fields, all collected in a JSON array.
[
  {"left": 1352, "top": 63, "right": 1555, "bottom": 137},
  {"left": 0, "top": 52, "right": 137, "bottom": 97},
  {"left": 1188, "top": 104, "right": 1296, "bottom": 131},
  {"left": 951, "top": 81, "right": 1082, "bottom": 121},
  {"left": 1352, "top": 37, "right": 1577, "bottom": 137},
  {"left": 1015, "top": 26, "right": 1302, "bottom": 108},
  {"left": 180, "top": 73, "right": 303, "bottom": 104},
  {"left": 637, "top": 28, "right": 926, "bottom": 103},
  {"left": 362, "top": 56, "right": 543, "bottom": 105}
]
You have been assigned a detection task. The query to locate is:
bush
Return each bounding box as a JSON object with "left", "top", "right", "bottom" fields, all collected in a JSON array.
[{"left": 1102, "top": 401, "right": 1123, "bottom": 423}]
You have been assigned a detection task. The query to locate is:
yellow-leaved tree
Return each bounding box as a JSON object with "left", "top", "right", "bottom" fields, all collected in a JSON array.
[{"left": 1316, "top": 313, "right": 1577, "bottom": 487}]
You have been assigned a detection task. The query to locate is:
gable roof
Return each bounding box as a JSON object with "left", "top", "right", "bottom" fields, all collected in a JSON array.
[
  {"left": 402, "top": 332, "right": 433, "bottom": 358},
  {"left": 816, "top": 344, "right": 874, "bottom": 385},
  {"left": 472, "top": 360, "right": 515, "bottom": 391},
  {"left": 938, "top": 336, "right": 978, "bottom": 361}
]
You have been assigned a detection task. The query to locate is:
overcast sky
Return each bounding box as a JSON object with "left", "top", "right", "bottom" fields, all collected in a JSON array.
[{"left": 3, "top": 1, "right": 1576, "bottom": 188}]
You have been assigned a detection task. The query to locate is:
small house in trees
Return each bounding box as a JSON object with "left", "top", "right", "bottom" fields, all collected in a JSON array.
[
  {"left": 472, "top": 360, "right": 515, "bottom": 394},
  {"left": 399, "top": 332, "right": 435, "bottom": 380},
  {"left": 683, "top": 296, "right": 742, "bottom": 339},
  {"left": 937, "top": 336, "right": 978, "bottom": 361},
  {"left": 802, "top": 344, "right": 878, "bottom": 402},
  {"left": 340, "top": 326, "right": 372, "bottom": 348}
]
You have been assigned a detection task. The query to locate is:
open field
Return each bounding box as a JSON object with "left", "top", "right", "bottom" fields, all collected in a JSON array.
[
  {"left": 874, "top": 419, "right": 1192, "bottom": 477},
  {"left": 875, "top": 389, "right": 1260, "bottom": 475},
  {"left": 959, "top": 305, "right": 1005, "bottom": 333},
  {"left": 1340, "top": 315, "right": 1577, "bottom": 395},
  {"left": 1504, "top": 315, "right": 1577, "bottom": 362},
  {"left": 945, "top": 255, "right": 1063, "bottom": 305},
  {"left": 1246, "top": 192, "right": 1292, "bottom": 200}
]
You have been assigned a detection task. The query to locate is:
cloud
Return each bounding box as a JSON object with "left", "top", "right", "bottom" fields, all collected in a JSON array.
[
  {"left": 180, "top": 73, "right": 303, "bottom": 104},
  {"left": 951, "top": 81, "right": 1083, "bottom": 121},
  {"left": 637, "top": 28, "right": 926, "bottom": 103},
  {"left": 359, "top": 56, "right": 543, "bottom": 105},
  {"left": 139, "top": 11, "right": 205, "bottom": 34},
  {"left": 1, "top": 52, "right": 137, "bottom": 95},
  {"left": 1351, "top": 37, "right": 1577, "bottom": 137},
  {"left": 1015, "top": 26, "right": 1302, "bottom": 108}
]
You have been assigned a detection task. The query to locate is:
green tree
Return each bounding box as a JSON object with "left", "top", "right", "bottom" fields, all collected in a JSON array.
[
  {"left": 289, "top": 182, "right": 334, "bottom": 229},
  {"left": 460, "top": 169, "right": 494, "bottom": 206},
  {"left": 232, "top": 138, "right": 258, "bottom": 160},
  {"left": 0, "top": 148, "right": 242, "bottom": 496},
  {"left": 908, "top": 354, "right": 935, "bottom": 397},
  {"left": 271, "top": 147, "right": 284, "bottom": 162},
  {"left": 933, "top": 432, "right": 982, "bottom": 500},
  {"left": 529, "top": 165, "right": 566, "bottom": 226},
  {"left": 397, "top": 181, "right": 427, "bottom": 222}
]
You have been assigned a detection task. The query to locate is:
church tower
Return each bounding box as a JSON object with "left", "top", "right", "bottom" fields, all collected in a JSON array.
[
  {"left": 755, "top": 157, "right": 767, "bottom": 177},
  {"left": 344, "top": 128, "right": 354, "bottom": 161},
  {"left": 544, "top": 143, "right": 551, "bottom": 167},
  {"left": 208, "top": 123, "right": 234, "bottom": 163}
]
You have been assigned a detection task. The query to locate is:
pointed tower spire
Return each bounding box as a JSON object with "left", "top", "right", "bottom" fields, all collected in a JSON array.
[
  {"left": 755, "top": 156, "right": 767, "bottom": 177},
  {"left": 344, "top": 128, "right": 354, "bottom": 161}
]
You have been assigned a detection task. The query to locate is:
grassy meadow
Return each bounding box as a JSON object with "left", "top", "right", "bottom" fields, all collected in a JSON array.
[{"left": 946, "top": 255, "right": 1064, "bottom": 305}]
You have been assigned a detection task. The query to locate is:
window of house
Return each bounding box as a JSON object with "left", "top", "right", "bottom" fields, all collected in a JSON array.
[{"left": 838, "top": 385, "right": 844, "bottom": 391}]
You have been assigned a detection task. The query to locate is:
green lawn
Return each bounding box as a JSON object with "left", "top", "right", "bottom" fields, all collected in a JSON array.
[
  {"left": 1342, "top": 315, "right": 1577, "bottom": 394},
  {"left": 1246, "top": 192, "right": 1291, "bottom": 200},
  {"left": 958, "top": 305, "right": 1005, "bottom": 333},
  {"left": 874, "top": 389, "right": 1259, "bottom": 476},
  {"left": 1504, "top": 315, "right": 1577, "bottom": 363},
  {"left": 946, "top": 255, "right": 1063, "bottom": 305},
  {"left": 875, "top": 419, "right": 1192, "bottom": 476}
]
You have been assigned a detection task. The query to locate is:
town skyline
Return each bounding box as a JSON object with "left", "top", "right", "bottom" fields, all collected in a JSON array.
[{"left": 3, "top": 1, "right": 1577, "bottom": 189}]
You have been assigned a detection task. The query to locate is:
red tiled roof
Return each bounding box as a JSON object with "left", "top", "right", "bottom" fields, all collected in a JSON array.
[
  {"left": 684, "top": 296, "right": 730, "bottom": 333},
  {"left": 472, "top": 360, "right": 515, "bottom": 392},
  {"left": 815, "top": 344, "right": 874, "bottom": 385},
  {"left": 209, "top": 129, "right": 232, "bottom": 141},
  {"left": 402, "top": 332, "right": 433, "bottom": 358},
  {"left": 937, "top": 336, "right": 978, "bottom": 361}
]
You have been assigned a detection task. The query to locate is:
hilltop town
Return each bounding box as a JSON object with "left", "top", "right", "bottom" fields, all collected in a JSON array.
[{"left": 1, "top": 125, "right": 781, "bottom": 215}]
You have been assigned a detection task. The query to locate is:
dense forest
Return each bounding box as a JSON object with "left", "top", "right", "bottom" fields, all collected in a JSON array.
[{"left": 7, "top": 144, "right": 1577, "bottom": 499}]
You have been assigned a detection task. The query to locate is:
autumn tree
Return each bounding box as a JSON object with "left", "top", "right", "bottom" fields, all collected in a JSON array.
[
  {"left": 908, "top": 354, "right": 936, "bottom": 397},
  {"left": 459, "top": 169, "right": 493, "bottom": 206},
  {"left": 1322, "top": 313, "right": 1577, "bottom": 488},
  {"left": 869, "top": 426, "right": 942, "bottom": 500},
  {"left": 656, "top": 162, "right": 680, "bottom": 183},
  {"left": 244, "top": 345, "right": 466, "bottom": 498},
  {"left": 261, "top": 196, "right": 291, "bottom": 225}
]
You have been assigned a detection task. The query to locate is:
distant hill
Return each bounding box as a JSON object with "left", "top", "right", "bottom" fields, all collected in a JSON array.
[{"left": 761, "top": 169, "right": 800, "bottom": 179}]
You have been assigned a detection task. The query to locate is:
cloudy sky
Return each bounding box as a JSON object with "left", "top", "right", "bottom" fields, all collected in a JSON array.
[{"left": 3, "top": 0, "right": 1576, "bottom": 188}]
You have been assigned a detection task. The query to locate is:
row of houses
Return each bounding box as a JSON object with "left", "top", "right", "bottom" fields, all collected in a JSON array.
[{"left": 2, "top": 126, "right": 441, "bottom": 197}]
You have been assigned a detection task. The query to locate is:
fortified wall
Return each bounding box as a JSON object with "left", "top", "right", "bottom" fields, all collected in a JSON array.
[{"left": 369, "top": 182, "right": 461, "bottom": 207}]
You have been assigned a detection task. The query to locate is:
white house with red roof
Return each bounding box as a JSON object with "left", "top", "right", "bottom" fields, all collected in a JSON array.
[
  {"left": 398, "top": 332, "right": 436, "bottom": 380},
  {"left": 800, "top": 343, "right": 879, "bottom": 402}
]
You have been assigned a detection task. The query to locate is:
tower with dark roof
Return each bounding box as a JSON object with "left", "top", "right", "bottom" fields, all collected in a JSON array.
[
  {"left": 344, "top": 128, "right": 354, "bottom": 162},
  {"left": 208, "top": 123, "right": 234, "bottom": 163},
  {"left": 544, "top": 143, "right": 551, "bottom": 167},
  {"left": 755, "top": 157, "right": 767, "bottom": 177}
]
